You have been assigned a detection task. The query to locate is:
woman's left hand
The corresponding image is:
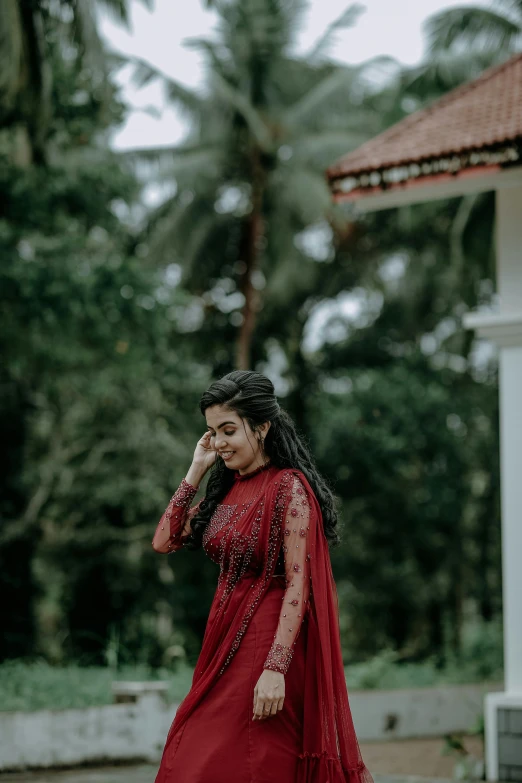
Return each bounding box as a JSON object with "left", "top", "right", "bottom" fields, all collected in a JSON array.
[{"left": 253, "top": 669, "right": 285, "bottom": 720}]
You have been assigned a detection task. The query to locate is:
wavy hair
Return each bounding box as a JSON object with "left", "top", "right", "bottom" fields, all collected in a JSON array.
[{"left": 184, "top": 370, "right": 340, "bottom": 550}]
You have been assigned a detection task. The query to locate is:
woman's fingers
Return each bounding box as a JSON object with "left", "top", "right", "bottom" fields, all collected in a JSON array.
[
  {"left": 253, "top": 688, "right": 261, "bottom": 720},
  {"left": 253, "top": 690, "right": 266, "bottom": 720},
  {"left": 252, "top": 697, "right": 281, "bottom": 720}
]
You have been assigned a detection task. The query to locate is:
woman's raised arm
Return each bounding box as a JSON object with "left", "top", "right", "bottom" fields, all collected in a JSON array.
[
  {"left": 151, "top": 479, "right": 203, "bottom": 553},
  {"left": 152, "top": 433, "right": 216, "bottom": 554}
]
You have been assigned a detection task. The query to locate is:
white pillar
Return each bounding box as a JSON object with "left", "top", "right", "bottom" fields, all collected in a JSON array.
[{"left": 463, "top": 183, "right": 522, "bottom": 782}]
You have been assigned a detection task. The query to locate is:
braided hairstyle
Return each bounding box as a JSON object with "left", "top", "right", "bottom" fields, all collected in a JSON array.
[{"left": 185, "top": 370, "right": 340, "bottom": 550}]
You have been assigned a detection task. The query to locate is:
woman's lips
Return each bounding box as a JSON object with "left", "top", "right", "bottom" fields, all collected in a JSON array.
[{"left": 220, "top": 452, "right": 235, "bottom": 461}]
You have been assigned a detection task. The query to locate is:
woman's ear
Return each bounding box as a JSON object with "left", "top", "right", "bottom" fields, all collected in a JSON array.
[{"left": 259, "top": 420, "right": 271, "bottom": 439}]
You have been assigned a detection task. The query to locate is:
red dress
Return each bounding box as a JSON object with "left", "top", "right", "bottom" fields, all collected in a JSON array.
[{"left": 153, "top": 463, "right": 373, "bottom": 783}]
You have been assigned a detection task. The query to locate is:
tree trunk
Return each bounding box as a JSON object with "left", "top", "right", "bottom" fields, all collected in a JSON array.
[{"left": 235, "top": 148, "right": 264, "bottom": 370}]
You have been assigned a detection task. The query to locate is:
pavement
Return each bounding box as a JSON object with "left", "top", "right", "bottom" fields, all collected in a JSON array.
[
  {"left": 0, "top": 766, "right": 157, "bottom": 783},
  {"left": 0, "top": 765, "right": 452, "bottom": 783}
]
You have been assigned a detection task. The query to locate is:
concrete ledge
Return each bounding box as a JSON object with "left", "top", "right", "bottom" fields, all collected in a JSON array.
[
  {"left": 0, "top": 693, "right": 174, "bottom": 772},
  {"left": 350, "top": 681, "right": 502, "bottom": 741},
  {"left": 0, "top": 681, "right": 502, "bottom": 772}
]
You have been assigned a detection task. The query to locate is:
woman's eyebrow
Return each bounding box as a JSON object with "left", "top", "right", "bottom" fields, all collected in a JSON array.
[{"left": 206, "top": 421, "right": 237, "bottom": 431}]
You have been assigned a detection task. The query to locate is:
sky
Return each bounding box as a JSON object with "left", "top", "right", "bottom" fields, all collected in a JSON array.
[
  {"left": 98, "top": 0, "right": 488, "bottom": 358},
  {"left": 99, "top": 0, "right": 481, "bottom": 151}
]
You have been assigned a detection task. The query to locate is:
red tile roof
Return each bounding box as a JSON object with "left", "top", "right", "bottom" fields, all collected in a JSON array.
[{"left": 327, "top": 53, "right": 522, "bottom": 193}]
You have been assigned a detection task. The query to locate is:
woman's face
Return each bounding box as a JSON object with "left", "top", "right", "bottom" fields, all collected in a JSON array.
[{"left": 205, "top": 404, "right": 270, "bottom": 475}]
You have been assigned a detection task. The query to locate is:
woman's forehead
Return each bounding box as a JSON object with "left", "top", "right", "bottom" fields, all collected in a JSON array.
[{"left": 205, "top": 405, "right": 242, "bottom": 429}]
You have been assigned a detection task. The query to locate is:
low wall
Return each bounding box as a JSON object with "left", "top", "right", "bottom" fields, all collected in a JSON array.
[
  {"left": 0, "top": 692, "right": 173, "bottom": 772},
  {"left": 349, "top": 681, "right": 502, "bottom": 741},
  {"left": 0, "top": 681, "right": 502, "bottom": 772}
]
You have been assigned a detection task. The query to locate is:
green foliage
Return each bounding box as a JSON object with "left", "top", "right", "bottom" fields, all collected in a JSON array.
[
  {"left": 0, "top": 154, "right": 219, "bottom": 662},
  {"left": 0, "top": 0, "right": 506, "bottom": 675},
  {"left": 425, "top": 3, "right": 521, "bottom": 57},
  {"left": 123, "top": 0, "right": 386, "bottom": 367},
  {"left": 0, "top": 659, "right": 195, "bottom": 712},
  {"left": 344, "top": 618, "right": 503, "bottom": 689},
  {"left": 314, "top": 355, "right": 500, "bottom": 661},
  {"left": 0, "top": 15, "right": 218, "bottom": 664},
  {"left": 0, "top": 0, "right": 151, "bottom": 162}
]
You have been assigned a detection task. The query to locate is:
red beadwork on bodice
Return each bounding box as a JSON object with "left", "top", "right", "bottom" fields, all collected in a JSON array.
[
  {"left": 152, "top": 464, "right": 311, "bottom": 675},
  {"left": 202, "top": 464, "right": 285, "bottom": 588}
]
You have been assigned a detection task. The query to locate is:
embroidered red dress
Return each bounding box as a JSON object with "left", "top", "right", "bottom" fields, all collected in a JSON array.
[{"left": 153, "top": 463, "right": 373, "bottom": 783}]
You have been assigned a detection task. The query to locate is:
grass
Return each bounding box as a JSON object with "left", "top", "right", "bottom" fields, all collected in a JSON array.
[
  {"left": 344, "top": 618, "right": 504, "bottom": 691},
  {"left": 0, "top": 659, "right": 195, "bottom": 712},
  {"left": 0, "top": 618, "right": 503, "bottom": 712}
]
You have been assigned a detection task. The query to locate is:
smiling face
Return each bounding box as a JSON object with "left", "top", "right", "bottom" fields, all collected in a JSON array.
[{"left": 205, "top": 404, "right": 271, "bottom": 475}]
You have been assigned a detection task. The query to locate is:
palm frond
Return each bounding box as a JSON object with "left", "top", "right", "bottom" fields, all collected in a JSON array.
[
  {"left": 274, "top": 167, "right": 332, "bottom": 225},
  {"left": 96, "top": 0, "right": 130, "bottom": 25},
  {"left": 498, "top": 0, "right": 522, "bottom": 19},
  {"left": 210, "top": 71, "right": 273, "bottom": 150},
  {"left": 290, "top": 129, "right": 376, "bottom": 167},
  {"left": 73, "top": 0, "right": 107, "bottom": 76},
  {"left": 404, "top": 49, "right": 500, "bottom": 97},
  {"left": 121, "top": 143, "right": 223, "bottom": 184},
  {"left": 96, "top": 0, "right": 154, "bottom": 25},
  {"left": 308, "top": 3, "right": 366, "bottom": 62},
  {"left": 283, "top": 67, "right": 355, "bottom": 128},
  {"left": 128, "top": 56, "right": 204, "bottom": 117},
  {"left": 183, "top": 37, "right": 228, "bottom": 75},
  {"left": 425, "top": 6, "right": 521, "bottom": 53}
]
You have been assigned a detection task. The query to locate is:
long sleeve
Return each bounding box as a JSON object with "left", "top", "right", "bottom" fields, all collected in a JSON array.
[
  {"left": 263, "top": 474, "right": 311, "bottom": 674},
  {"left": 151, "top": 478, "right": 201, "bottom": 554}
]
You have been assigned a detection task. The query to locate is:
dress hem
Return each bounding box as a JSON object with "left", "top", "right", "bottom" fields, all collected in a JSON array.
[{"left": 297, "top": 753, "right": 373, "bottom": 783}]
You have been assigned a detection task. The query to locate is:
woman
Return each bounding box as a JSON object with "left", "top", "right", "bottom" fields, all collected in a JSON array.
[{"left": 152, "top": 370, "right": 373, "bottom": 783}]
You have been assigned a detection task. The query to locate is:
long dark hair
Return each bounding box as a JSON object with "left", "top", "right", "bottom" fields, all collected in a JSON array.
[{"left": 185, "top": 370, "right": 340, "bottom": 550}]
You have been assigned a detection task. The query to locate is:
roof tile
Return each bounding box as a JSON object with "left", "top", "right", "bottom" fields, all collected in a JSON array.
[{"left": 327, "top": 53, "right": 522, "bottom": 182}]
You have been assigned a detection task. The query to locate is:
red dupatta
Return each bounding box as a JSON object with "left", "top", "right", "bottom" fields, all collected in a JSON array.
[
  {"left": 158, "top": 467, "right": 373, "bottom": 783},
  {"left": 295, "top": 469, "right": 373, "bottom": 783}
]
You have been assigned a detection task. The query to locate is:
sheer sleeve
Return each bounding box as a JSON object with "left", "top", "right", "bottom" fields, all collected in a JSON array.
[
  {"left": 151, "top": 479, "right": 201, "bottom": 554},
  {"left": 263, "top": 474, "right": 311, "bottom": 674}
]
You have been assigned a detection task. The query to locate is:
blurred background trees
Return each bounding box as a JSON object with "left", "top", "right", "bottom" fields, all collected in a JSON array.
[{"left": 0, "top": 0, "right": 504, "bottom": 681}]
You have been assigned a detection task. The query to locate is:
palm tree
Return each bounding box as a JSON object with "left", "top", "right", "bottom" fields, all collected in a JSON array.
[
  {"left": 0, "top": 0, "right": 151, "bottom": 164},
  {"left": 425, "top": 0, "right": 521, "bottom": 58},
  {"left": 124, "top": 0, "right": 388, "bottom": 369}
]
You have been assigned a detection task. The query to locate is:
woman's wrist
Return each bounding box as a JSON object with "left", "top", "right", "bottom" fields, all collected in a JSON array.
[{"left": 185, "top": 462, "right": 207, "bottom": 488}]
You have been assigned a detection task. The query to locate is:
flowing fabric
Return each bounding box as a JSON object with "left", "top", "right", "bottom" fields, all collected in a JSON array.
[{"left": 153, "top": 464, "right": 374, "bottom": 783}]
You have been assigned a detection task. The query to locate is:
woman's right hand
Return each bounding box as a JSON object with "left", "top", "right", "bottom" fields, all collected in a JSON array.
[{"left": 192, "top": 431, "right": 217, "bottom": 473}]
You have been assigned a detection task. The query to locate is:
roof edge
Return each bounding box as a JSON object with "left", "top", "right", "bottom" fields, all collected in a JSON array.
[
  {"left": 327, "top": 52, "right": 522, "bottom": 182},
  {"left": 330, "top": 140, "right": 522, "bottom": 196}
]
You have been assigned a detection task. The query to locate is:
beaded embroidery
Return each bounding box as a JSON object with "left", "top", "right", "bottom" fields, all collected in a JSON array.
[
  {"left": 217, "top": 470, "right": 294, "bottom": 676},
  {"left": 202, "top": 503, "right": 237, "bottom": 547},
  {"left": 153, "top": 479, "right": 198, "bottom": 553},
  {"left": 158, "top": 470, "right": 312, "bottom": 680},
  {"left": 263, "top": 642, "right": 293, "bottom": 674},
  {"left": 262, "top": 474, "right": 312, "bottom": 676}
]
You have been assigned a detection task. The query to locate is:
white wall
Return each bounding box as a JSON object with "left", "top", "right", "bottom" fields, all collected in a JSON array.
[{"left": 0, "top": 682, "right": 502, "bottom": 772}]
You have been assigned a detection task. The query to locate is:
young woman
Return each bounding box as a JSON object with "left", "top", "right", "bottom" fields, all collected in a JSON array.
[{"left": 152, "top": 370, "right": 373, "bottom": 783}]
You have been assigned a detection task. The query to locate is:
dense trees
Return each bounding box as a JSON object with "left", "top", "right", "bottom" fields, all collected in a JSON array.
[{"left": 0, "top": 0, "right": 502, "bottom": 669}]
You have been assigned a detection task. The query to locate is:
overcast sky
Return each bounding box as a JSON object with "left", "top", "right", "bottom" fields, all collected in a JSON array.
[
  {"left": 99, "top": 0, "right": 486, "bottom": 357},
  {"left": 99, "top": 0, "right": 480, "bottom": 150}
]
